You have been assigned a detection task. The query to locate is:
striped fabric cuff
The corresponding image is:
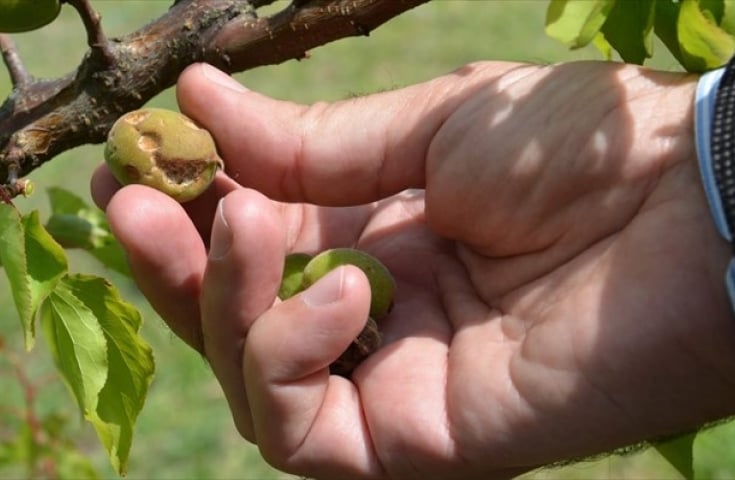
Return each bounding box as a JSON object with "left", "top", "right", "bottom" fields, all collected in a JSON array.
[{"left": 695, "top": 66, "right": 735, "bottom": 312}]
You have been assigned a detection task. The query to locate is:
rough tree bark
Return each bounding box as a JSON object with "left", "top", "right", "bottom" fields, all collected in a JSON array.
[{"left": 0, "top": 0, "right": 430, "bottom": 196}]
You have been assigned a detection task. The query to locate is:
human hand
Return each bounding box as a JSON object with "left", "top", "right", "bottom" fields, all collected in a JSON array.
[{"left": 91, "top": 61, "right": 735, "bottom": 479}]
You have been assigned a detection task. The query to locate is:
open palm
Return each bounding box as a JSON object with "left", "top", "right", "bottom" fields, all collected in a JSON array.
[{"left": 92, "top": 61, "right": 735, "bottom": 479}]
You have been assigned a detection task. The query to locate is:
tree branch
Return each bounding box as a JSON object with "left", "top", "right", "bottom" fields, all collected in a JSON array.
[
  {"left": 0, "top": 0, "right": 430, "bottom": 188},
  {"left": 207, "top": 0, "right": 430, "bottom": 69}
]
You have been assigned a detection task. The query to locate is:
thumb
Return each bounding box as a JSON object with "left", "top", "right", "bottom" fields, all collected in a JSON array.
[
  {"left": 176, "top": 62, "right": 483, "bottom": 206},
  {"left": 243, "top": 265, "right": 382, "bottom": 477}
]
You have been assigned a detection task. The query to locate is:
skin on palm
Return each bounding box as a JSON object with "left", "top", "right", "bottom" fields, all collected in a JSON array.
[{"left": 429, "top": 66, "right": 735, "bottom": 467}]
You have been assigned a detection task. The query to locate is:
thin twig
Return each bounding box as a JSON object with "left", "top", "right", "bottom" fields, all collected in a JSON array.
[
  {"left": 0, "top": 34, "right": 31, "bottom": 87},
  {"left": 65, "top": 0, "right": 115, "bottom": 66}
]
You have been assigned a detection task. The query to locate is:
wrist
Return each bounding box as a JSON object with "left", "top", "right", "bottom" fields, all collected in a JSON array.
[{"left": 686, "top": 65, "right": 735, "bottom": 399}]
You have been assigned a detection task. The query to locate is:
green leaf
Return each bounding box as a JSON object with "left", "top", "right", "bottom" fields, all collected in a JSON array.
[
  {"left": 655, "top": 0, "right": 687, "bottom": 66},
  {"left": 692, "top": 418, "right": 735, "bottom": 478},
  {"left": 0, "top": 204, "right": 33, "bottom": 346},
  {"left": 46, "top": 187, "right": 112, "bottom": 249},
  {"left": 45, "top": 188, "right": 130, "bottom": 277},
  {"left": 545, "top": 0, "right": 616, "bottom": 49},
  {"left": 0, "top": 204, "right": 68, "bottom": 349},
  {"left": 678, "top": 0, "right": 735, "bottom": 71},
  {"left": 653, "top": 431, "right": 696, "bottom": 480},
  {"left": 40, "top": 279, "right": 108, "bottom": 420},
  {"left": 89, "top": 243, "right": 131, "bottom": 277},
  {"left": 42, "top": 275, "right": 154, "bottom": 475},
  {"left": 45, "top": 214, "right": 111, "bottom": 250},
  {"left": 700, "top": 0, "right": 725, "bottom": 23},
  {"left": 23, "top": 210, "right": 69, "bottom": 318},
  {"left": 592, "top": 31, "right": 614, "bottom": 60},
  {"left": 600, "top": 0, "right": 656, "bottom": 64},
  {"left": 721, "top": 1, "right": 735, "bottom": 34}
]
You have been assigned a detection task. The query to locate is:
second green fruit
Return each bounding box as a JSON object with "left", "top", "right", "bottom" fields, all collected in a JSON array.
[
  {"left": 301, "top": 248, "right": 396, "bottom": 319},
  {"left": 278, "top": 248, "right": 394, "bottom": 376}
]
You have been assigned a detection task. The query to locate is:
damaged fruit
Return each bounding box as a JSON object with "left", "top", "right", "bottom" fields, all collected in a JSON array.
[{"left": 104, "top": 108, "right": 223, "bottom": 203}]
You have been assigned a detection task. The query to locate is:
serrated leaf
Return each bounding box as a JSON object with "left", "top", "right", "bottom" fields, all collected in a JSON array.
[
  {"left": 653, "top": 431, "right": 696, "bottom": 479},
  {"left": 600, "top": 0, "right": 656, "bottom": 64},
  {"left": 545, "top": 0, "right": 616, "bottom": 49},
  {"left": 0, "top": 205, "right": 68, "bottom": 349},
  {"left": 0, "top": 204, "right": 33, "bottom": 346},
  {"left": 678, "top": 0, "right": 735, "bottom": 71},
  {"left": 45, "top": 187, "right": 130, "bottom": 277},
  {"left": 23, "top": 210, "right": 69, "bottom": 316},
  {"left": 40, "top": 280, "right": 108, "bottom": 419},
  {"left": 43, "top": 275, "right": 154, "bottom": 475}
]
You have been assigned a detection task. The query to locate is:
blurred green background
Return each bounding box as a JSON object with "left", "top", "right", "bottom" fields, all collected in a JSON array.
[{"left": 0, "top": 1, "right": 733, "bottom": 479}]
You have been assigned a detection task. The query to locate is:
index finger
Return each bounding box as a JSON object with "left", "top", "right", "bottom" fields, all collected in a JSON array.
[{"left": 175, "top": 62, "right": 514, "bottom": 206}]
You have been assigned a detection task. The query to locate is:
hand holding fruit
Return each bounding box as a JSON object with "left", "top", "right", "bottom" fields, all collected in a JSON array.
[
  {"left": 91, "top": 62, "right": 735, "bottom": 479},
  {"left": 279, "top": 249, "right": 395, "bottom": 376},
  {"left": 104, "top": 107, "right": 393, "bottom": 378}
]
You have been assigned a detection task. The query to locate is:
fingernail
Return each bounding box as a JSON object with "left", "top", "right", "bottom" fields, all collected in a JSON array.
[
  {"left": 209, "top": 198, "right": 232, "bottom": 260},
  {"left": 302, "top": 267, "right": 345, "bottom": 307},
  {"left": 200, "top": 63, "right": 248, "bottom": 93}
]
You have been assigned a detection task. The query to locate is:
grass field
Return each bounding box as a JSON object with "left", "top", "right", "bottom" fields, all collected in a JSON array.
[{"left": 1, "top": 1, "right": 734, "bottom": 479}]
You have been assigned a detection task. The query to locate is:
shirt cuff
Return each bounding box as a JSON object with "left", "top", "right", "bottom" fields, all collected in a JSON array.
[
  {"left": 695, "top": 66, "right": 735, "bottom": 312},
  {"left": 695, "top": 67, "right": 730, "bottom": 241}
]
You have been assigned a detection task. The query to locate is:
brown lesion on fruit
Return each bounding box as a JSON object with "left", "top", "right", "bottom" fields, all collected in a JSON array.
[
  {"left": 330, "top": 316, "right": 382, "bottom": 377},
  {"left": 155, "top": 157, "right": 211, "bottom": 185}
]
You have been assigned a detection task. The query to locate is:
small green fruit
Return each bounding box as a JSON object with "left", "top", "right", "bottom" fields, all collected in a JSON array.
[
  {"left": 278, "top": 252, "right": 312, "bottom": 300},
  {"left": 104, "top": 108, "right": 223, "bottom": 203},
  {"left": 302, "top": 248, "right": 395, "bottom": 319},
  {"left": 0, "top": 0, "right": 61, "bottom": 33}
]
